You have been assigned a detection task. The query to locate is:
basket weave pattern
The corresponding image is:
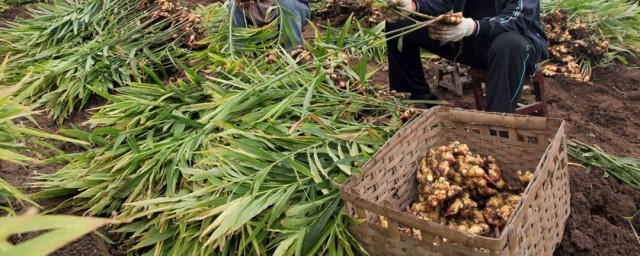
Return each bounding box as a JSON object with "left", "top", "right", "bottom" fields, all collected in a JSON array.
[{"left": 340, "top": 107, "right": 569, "bottom": 256}]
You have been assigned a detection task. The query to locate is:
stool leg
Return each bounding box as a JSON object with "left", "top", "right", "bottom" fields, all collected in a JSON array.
[
  {"left": 452, "top": 70, "right": 463, "bottom": 96},
  {"left": 533, "top": 73, "right": 548, "bottom": 117},
  {"left": 436, "top": 69, "right": 443, "bottom": 89},
  {"left": 471, "top": 78, "right": 485, "bottom": 111}
]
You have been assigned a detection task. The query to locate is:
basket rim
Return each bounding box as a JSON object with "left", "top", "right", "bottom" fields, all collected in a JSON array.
[{"left": 339, "top": 106, "right": 567, "bottom": 251}]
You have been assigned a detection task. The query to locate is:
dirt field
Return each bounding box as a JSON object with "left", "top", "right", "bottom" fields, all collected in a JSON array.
[
  {"left": 540, "top": 66, "right": 640, "bottom": 255},
  {"left": 2, "top": 3, "right": 639, "bottom": 256}
]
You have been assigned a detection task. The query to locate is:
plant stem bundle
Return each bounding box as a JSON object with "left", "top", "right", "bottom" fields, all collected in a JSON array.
[{"left": 568, "top": 139, "right": 640, "bottom": 189}]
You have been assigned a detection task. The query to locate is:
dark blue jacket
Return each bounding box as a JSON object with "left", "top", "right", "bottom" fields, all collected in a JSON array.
[{"left": 414, "top": 0, "right": 548, "bottom": 62}]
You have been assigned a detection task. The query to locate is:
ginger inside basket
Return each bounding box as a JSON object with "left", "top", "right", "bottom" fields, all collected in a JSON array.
[{"left": 378, "top": 141, "right": 535, "bottom": 239}]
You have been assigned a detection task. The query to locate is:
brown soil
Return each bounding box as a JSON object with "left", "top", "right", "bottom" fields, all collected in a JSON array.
[
  {"left": 547, "top": 65, "right": 640, "bottom": 255},
  {"left": 0, "top": 5, "right": 30, "bottom": 27},
  {"left": 555, "top": 166, "right": 640, "bottom": 255},
  {"left": 1, "top": 95, "right": 113, "bottom": 256},
  {"left": 10, "top": 231, "right": 114, "bottom": 256}
]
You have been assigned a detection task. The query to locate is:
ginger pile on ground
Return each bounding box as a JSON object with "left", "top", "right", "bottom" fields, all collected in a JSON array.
[
  {"left": 139, "top": 0, "right": 203, "bottom": 48},
  {"left": 541, "top": 10, "right": 609, "bottom": 82},
  {"left": 316, "top": 0, "right": 383, "bottom": 26}
]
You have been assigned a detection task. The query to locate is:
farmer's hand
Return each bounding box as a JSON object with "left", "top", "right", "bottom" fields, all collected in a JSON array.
[
  {"left": 381, "top": 0, "right": 416, "bottom": 23},
  {"left": 429, "top": 18, "right": 476, "bottom": 42}
]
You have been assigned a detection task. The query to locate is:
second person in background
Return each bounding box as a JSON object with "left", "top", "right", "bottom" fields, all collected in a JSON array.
[{"left": 228, "top": 0, "right": 311, "bottom": 51}]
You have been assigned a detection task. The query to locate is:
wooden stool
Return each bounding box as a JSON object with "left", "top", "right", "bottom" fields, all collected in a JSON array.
[
  {"left": 435, "top": 60, "right": 469, "bottom": 96},
  {"left": 469, "top": 67, "right": 548, "bottom": 116}
]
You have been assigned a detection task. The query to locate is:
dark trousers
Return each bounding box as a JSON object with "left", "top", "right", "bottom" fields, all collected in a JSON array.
[{"left": 386, "top": 19, "right": 537, "bottom": 113}]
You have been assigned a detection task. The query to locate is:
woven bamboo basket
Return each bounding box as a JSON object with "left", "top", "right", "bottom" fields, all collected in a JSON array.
[{"left": 340, "top": 107, "right": 569, "bottom": 256}]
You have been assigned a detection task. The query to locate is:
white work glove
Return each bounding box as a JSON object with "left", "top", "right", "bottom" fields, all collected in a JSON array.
[
  {"left": 381, "top": 0, "right": 416, "bottom": 23},
  {"left": 429, "top": 18, "right": 476, "bottom": 42}
]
